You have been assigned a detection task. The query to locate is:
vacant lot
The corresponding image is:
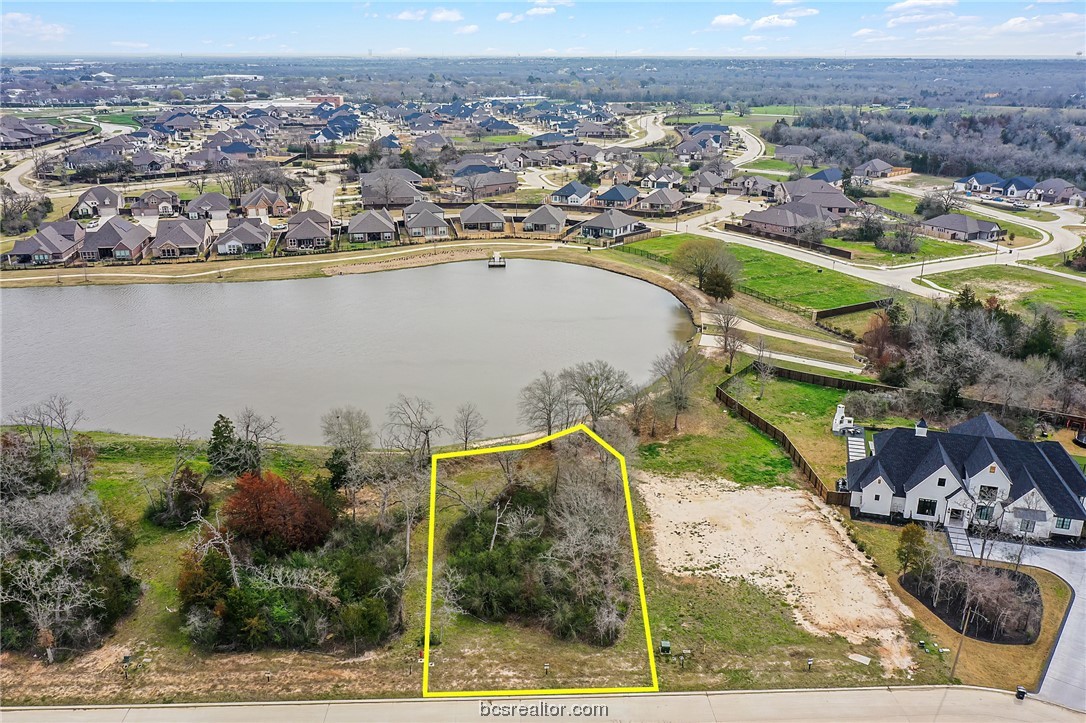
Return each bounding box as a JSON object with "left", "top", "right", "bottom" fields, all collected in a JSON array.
[
  {"left": 867, "top": 192, "right": 920, "bottom": 216},
  {"left": 923, "top": 264, "right": 1086, "bottom": 322},
  {"left": 639, "top": 479, "right": 915, "bottom": 673},
  {"left": 745, "top": 158, "right": 822, "bottom": 176},
  {"left": 625, "top": 233, "right": 892, "bottom": 310},
  {"left": 822, "top": 236, "right": 987, "bottom": 265}
]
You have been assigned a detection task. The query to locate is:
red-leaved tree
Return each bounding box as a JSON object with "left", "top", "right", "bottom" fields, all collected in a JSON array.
[{"left": 223, "top": 472, "right": 334, "bottom": 554}]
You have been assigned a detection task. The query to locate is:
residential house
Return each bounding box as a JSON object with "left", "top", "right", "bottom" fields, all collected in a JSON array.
[
  {"left": 71, "top": 186, "right": 122, "bottom": 218},
  {"left": 846, "top": 415, "right": 1086, "bottom": 541},
  {"left": 775, "top": 145, "right": 816, "bottom": 161},
  {"left": 459, "top": 204, "right": 506, "bottom": 232},
  {"left": 742, "top": 201, "right": 840, "bottom": 236},
  {"left": 1026, "top": 178, "right": 1076, "bottom": 205},
  {"left": 129, "top": 150, "right": 170, "bottom": 174},
  {"left": 347, "top": 209, "right": 397, "bottom": 242},
  {"left": 807, "top": 168, "right": 844, "bottom": 187},
  {"left": 638, "top": 188, "right": 686, "bottom": 212},
  {"left": 550, "top": 181, "right": 594, "bottom": 205},
  {"left": 602, "top": 163, "right": 635, "bottom": 185},
  {"left": 522, "top": 205, "right": 567, "bottom": 234},
  {"left": 686, "top": 171, "right": 726, "bottom": 195},
  {"left": 217, "top": 141, "right": 264, "bottom": 162},
  {"left": 151, "top": 218, "right": 213, "bottom": 259},
  {"left": 78, "top": 217, "right": 152, "bottom": 263},
  {"left": 4, "top": 222, "right": 84, "bottom": 265},
  {"left": 360, "top": 176, "right": 426, "bottom": 206},
  {"left": 404, "top": 209, "right": 450, "bottom": 240},
  {"left": 186, "top": 192, "right": 231, "bottom": 221},
  {"left": 579, "top": 209, "right": 641, "bottom": 241},
  {"left": 182, "top": 148, "right": 232, "bottom": 171},
  {"left": 953, "top": 172, "right": 1004, "bottom": 193},
  {"left": 673, "top": 140, "right": 706, "bottom": 162},
  {"left": 991, "top": 177, "right": 1036, "bottom": 199},
  {"left": 775, "top": 178, "right": 839, "bottom": 203},
  {"left": 595, "top": 184, "right": 640, "bottom": 209},
  {"left": 728, "top": 174, "right": 778, "bottom": 197},
  {"left": 921, "top": 213, "right": 1002, "bottom": 241},
  {"left": 403, "top": 201, "right": 445, "bottom": 223},
  {"left": 282, "top": 210, "right": 334, "bottom": 251},
  {"left": 641, "top": 166, "right": 683, "bottom": 189},
  {"left": 216, "top": 218, "right": 273, "bottom": 255},
  {"left": 853, "top": 158, "right": 894, "bottom": 178},
  {"left": 452, "top": 171, "right": 518, "bottom": 199},
  {"left": 240, "top": 186, "right": 291, "bottom": 218},
  {"left": 131, "top": 189, "right": 180, "bottom": 217},
  {"left": 575, "top": 121, "right": 623, "bottom": 138},
  {"left": 415, "top": 133, "right": 452, "bottom": 153}
]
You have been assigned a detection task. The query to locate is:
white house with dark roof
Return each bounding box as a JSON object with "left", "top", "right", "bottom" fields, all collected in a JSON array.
[
  {"left": 579, "top": 209, "right": 641, "bottom": 241},
  {"left": 459, "top": 204, "right": 506, "bottom": 232},
  {"left": 216, "top": 219, "right": 273, "bottom": 255},
  {"left": 151, "top": 218, "right": 213, "bottom": 259},
  {"left": 846, "top": 414, "right": 1086, "bottom": 541},
  {"left": 186, "top": 192, "right": 231, "bottom": 221},
  {"left": 348, "top": 209, "right": 397, "bottom": 242},
  {"left": 522, "top": 205, "right": 567, "bottom": 234}
]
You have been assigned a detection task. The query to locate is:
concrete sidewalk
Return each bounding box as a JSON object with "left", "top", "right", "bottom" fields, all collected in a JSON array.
[{"left": 2, "top": 686, "right": 1077, "bottom": 722}]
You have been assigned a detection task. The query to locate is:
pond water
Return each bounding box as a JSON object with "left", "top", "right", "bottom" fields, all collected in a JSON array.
[{"left": 1, "top": 260, "right": 693, "bottom": 444}]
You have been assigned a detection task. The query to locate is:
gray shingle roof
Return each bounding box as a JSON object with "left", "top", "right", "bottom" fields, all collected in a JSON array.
[
  {"left": 523, "top": 205, "right": 567, "bottom": 227},
  {"left": 923, "top": 213, "right": 999, "bottom": 234},
  {"left": 583, "top": 209, "right": 638, "bottom": 230},
  {"left": 460, "top": 203, "right": 505, "bottom": 226}
]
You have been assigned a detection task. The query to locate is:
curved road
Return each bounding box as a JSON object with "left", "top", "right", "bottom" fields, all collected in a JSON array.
[{"left": 1, "top": 686, "right": 1077, "bottom": 722}]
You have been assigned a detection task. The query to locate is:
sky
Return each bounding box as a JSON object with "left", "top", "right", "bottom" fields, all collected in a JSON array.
[{"left": 2, "top": 1, "right": 1084, "bottom": 58}]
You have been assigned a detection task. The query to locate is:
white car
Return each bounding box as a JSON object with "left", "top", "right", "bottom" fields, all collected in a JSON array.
[
  {"left": 85, "top": 219, "right": 99, "bottom": 229},
  {"left": 271, "top": 223, "right": 287, "bottom": 231}
]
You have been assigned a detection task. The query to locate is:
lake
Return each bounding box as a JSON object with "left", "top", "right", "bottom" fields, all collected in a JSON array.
[{"left": 1, "top": 260, "right": 693, "bottom": 444}]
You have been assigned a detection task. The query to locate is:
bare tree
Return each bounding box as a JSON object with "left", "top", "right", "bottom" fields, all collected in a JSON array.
[
  {"left": 8, "top": 396, "right": 90, "bottom": 488},
  {"left": 452, "top": 403, "right": 487, "bottom": 450},
  {"left": 518, "top": 371, "right": 578, "bottom": 438},
  {"left": 652, "top": 343, "right": 706, "bottom": 431},
  {"left": 232, "top": 407, "right": 283, "bottom": 472},
  {"left": 321, "top": 405, "right": 373, "bottom": 465},
  {"left": 754, "top": 337, "right": 775, "bottom": 400},
  {"left": 385, "top": 395, "right": 446, "bottom": 463},
  {"left": 560, "top": 360, "right": 631, "bottom": 429},
  {"left": 142, "top": 427, "right": 206, "bottom": 526},
  {"left": 712, "top": 305, "right": 743, "bottom": 373},
  {"left": 192, "top": 510, "right": 242, "bottom": 587}
]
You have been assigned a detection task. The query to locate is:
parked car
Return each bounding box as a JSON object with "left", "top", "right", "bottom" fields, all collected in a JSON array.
[
  {"left": 272, "top": 223, "right": 287, "bottom": 231},
  {"left": 85, "top": 219, "right": 99, "bottom": 229}
]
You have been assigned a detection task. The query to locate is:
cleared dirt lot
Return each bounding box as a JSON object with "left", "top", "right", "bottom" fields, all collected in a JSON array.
[{"left": 637, "top": 473, "right": 915, "bottom": 672}]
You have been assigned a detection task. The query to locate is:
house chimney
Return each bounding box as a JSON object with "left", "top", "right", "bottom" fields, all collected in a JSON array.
[{"left": 915, "top": 419, "right": 928, "bottom": 437}]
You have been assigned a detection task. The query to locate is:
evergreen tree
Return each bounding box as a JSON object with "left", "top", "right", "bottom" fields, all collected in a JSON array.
[
  {"left": 208, "top": 414, "right": 239, "bottom": 475},
  {"left": 896, "top": 523, "right": 929, "bottom": 575}
]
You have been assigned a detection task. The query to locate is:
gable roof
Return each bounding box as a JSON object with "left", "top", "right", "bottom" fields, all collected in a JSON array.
[
  {"left": 808, "top": 168, "right": 844, "bottom": 184},
  {"left": 583, "top": 209, "right": 638, "bottom": 230},
  {"left": 404, "top": 209, "right": 448, "bottom": 229},
  {"left": 923, "top": 213, "right": 999, "bottom": 234},
  {"left": 523, "top": 205, "right": 567, "bottom": 227},
  {"left": 957, "top": 171, "right": 1004, "bottom": 185},
  {"left": 553, "top": 180, "right": 592, "bottom": 198},
  {"left": 284, "top": 218, "right": 331, "bottom": 240},
  {"left": 240, "top": 186, "right": 286, "bottom": 208},
  {"left": 597, "top": 184, "right": 640, "bottom": 202},
  {"left": 217, "top": 218, "right": 272, "bottom": 246},
  {"left": 348, "top": 209, "right": 396, "bottom": 234},
  {"left": 854, "top": 159, "right": 893, "bottom": 174},
  {"left": 187, "top": 192, "right": 231, "bottom": 213},
  {"left": 642, "top": 188, "right": 685, "bottom": 205},
  {"left": 152, "top": 218, "right": 211, "bottom": 249},
  {"left": 949, "top": 413, "right": 1017, "bottom": 440},
  {"left": 84, "top": 217, "right": 151, "bottom": 251},
  {"left": 460, "top": 203, "right": 505, "bottom": 226},
  {"left": 76, "top": 185, "right": 121, "bottom": 208}
]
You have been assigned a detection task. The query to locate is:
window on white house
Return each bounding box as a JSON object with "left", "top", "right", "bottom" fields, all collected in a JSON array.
[
  {"left": 1055, "top": 517, "right": 1072, "bottom": 530},
  {"left": 989, "top": 465, "right": 996, "bottom": 473},
  {"left": 976, "top": 506, "right": 993, "bottom": 521},
  {"left": 937, "top": 477, "right": 946, "bottom": 487},
  {"left": 917, "top": 499, "right": 937, "bottom": 516},
  {"left": 978, "top": 485, "right": 999, "bottom": 503},
  {"left": 1019, "top": 519, "right": 1036, "bottom": 533},
  {"left": 874, "top": 494, "right": 880, "bottom": 501}
]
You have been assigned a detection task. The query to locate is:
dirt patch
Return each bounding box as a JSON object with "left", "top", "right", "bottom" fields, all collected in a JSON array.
[{"left": 638, "top": 473, "right": 915, "bottom": 672}]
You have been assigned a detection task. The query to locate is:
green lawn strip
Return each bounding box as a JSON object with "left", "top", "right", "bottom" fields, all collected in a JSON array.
[
  {"left": 866, "top": 192, "right": 920, "bottom": 216},
  {"left": 480, "top": 134, "right": 531, "bottom": 144},
  {"left": 744, "top": 158, "right": 822, "bottom": 175},
  {"left": 922, "top": 264, "right": 1086, "bottom": 322},
  {"left": 1022, "top": 246, "right": 1086, "bottom": 278},
  {"left": 821, "top": 236, "right": 986, "bottom": 265},
  {"left": 94, "top": 113, "right": 142, "bottom": 128}
]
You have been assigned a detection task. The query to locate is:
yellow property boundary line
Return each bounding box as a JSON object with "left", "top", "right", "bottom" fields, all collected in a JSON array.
[{"left": 422, "top": 423, "right": 659, "bottom": 698}]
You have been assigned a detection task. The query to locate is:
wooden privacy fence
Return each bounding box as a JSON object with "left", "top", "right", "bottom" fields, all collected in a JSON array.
[
  {"left": 721, "top": 222, "right": 853, "bottom": 260},
  {"left": 715, "top": 369, "right": 851, "bottom": 506},
  {"left": 813, "top": 298, "right": 895, "bottom": 321}
]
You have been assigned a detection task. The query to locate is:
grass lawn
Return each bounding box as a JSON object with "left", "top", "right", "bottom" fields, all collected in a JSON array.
[
  {"left": 745, "top": 158, "right": 822, "bottom": 175},
  {"left": 624, "top": 233, "right": 893, "bottom": 310},
  {"left": 733, "top": 374, "right": 849, "bottom": 482},
  {"left": 822, "top": 236, "right": 987, "bottom": 265},
  {"left": 665, "top": 114, "right": 731, "bottom": 125},
  {"left": 850, "top": 521, "right": 1072, "bottom": 692},
  {"left": 891, "top": 174, "right": 954, "bottom": 189},
  {"left": 93, "top": 112, "right": 142, "bottom": 128},
  {"left": 866, "top": 192, "right": 919, "bottom": 216},
  {"left": 480, "top": 133, "right": 531, "bottom": 144},
  {"left": 1023, "top": 245, "right": 1086, "bottom": 278},
  {"left": 923, "top": 264, "right": 1086, "bottom": 323},
  {"left": 749, "top": 105, "right": 806, "bottom": 116}
]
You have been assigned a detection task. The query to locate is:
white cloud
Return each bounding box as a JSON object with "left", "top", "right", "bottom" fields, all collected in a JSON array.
[
  {"left": 454, "top": 23, "right": 479, "bottom": 34},
  {"left": 993, "top": 12, "right": 1083, "bottom": 32},
  {"left": 110, "top": 40, "right": 149, "bottom": 49},
  {"left": 782, "top": 7, "right": 819, "bottom": 17},
  {"left": 534, "top": 0, "right": 573, "bottom": 5},
  {"left": 430, "top": 8, "right": 463, "bottom": 22},
  {"left": 886, "top": 0, "right": 956, "bottom": 11},
  {"left": 742, "top": 34, "right": 765, "bottom": 42},
  {"left": 887, "top": 11, "right": 952, "bottom": 26},
  {"left": 395, "top": 9, "right": 425, "bottom": 20},
  {"left": 1, "top": 12, "right": 69, "bottom": 42},
  {"left": 772, "top": 0, "right": 801, "bottom": 4},
  {"left": 246, "top": 34, "right": 275, "bottom": 41},
  {"left": 711, "top": 13, "right": 749, "bottom": 28},
  {"left": 751, "top": 14, "right": 797, "bottom": 29},
  {"left": 526, "top": 6, "right": 556, "bottom": 16},
  {"left": 852, "top": 28, "right": 879, "bottom": 37}
]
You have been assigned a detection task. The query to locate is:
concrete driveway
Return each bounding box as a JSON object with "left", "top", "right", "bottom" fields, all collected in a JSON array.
[{"left": 968, "top": 539, "right": 1086, "bottom": 712}]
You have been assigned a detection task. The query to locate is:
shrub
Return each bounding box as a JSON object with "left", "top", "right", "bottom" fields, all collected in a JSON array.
[{"left": 223, "top": 472, "right": 335, "bottom": 554}]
